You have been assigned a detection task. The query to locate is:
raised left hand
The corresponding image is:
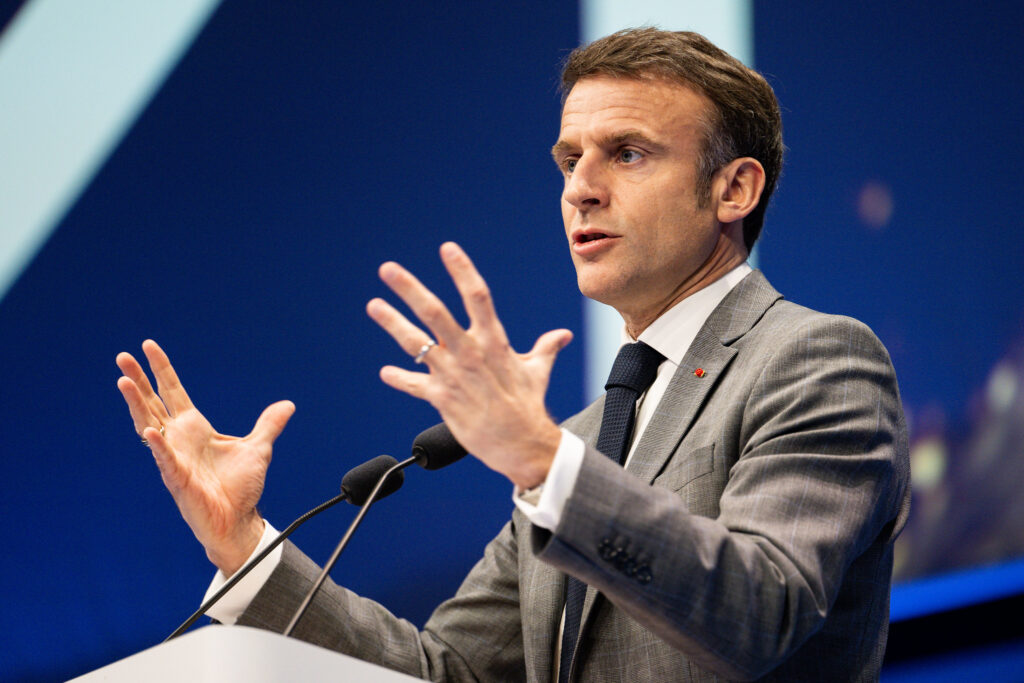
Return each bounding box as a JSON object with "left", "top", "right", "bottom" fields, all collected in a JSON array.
[
  {"left": 116, "top": 340, "right": 294, "bottom": 575},
  {"left": 366, "top": 242, "right": 572, "bottom": 489}
]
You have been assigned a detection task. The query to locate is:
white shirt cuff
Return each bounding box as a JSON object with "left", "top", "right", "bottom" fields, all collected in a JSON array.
[
  {"left": 203, "top": 520, "right": 282, "bottom": 625},
  {"left": 512, "top": 428, "right": 585, "bottom": 530}
]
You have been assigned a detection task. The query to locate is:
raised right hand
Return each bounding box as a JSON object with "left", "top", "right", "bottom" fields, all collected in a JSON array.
[{"left": 116, "top": 340, "right": 294, "bottom": 575}]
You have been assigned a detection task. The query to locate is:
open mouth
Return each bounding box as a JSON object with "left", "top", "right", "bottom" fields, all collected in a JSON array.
[{"left": 576, "top": 232, "right": 609, "bottom": 243}]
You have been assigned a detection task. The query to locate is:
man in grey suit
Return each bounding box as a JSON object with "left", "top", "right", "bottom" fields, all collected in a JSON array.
[{"left": 117, "top": 28, "right": 909, "bottom": 681}]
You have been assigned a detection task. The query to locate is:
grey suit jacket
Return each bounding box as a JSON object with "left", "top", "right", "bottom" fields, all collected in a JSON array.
[{"left": 238, "top": 271, "right": 911, "bottom": 682}]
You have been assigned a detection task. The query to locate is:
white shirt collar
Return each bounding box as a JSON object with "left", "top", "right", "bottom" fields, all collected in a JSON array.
[{"left": 619, "top": 263, "right": 753, "bottom": 366}]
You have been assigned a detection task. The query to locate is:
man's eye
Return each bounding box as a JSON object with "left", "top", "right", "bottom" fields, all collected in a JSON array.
[
  {"left": 565, "top": 159, "right": 578, "bottom": 174},
  {"left": 619, "top": 149, "right": 642, "bottom": 163}
]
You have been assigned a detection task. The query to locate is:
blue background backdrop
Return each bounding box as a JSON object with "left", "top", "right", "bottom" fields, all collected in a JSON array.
[{"left": 1, "top": 1, "right": 1022, "bottom": 680}]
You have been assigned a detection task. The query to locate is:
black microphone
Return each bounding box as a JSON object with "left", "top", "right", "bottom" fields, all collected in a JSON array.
[
  {"left": 164, "top": 454, "right": 401, "bottom": 641},
  {"left": 282, "top": 423, "right": 468, "bottom": 637},
  {"left": 343, "top": 455, "right": 405, "bottom": 503},
  {"left": 411, "top": 422, "right": 469, "bottom": 470}
]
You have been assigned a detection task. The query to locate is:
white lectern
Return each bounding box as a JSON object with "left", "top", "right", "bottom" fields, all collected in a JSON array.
[{"left": 69, "top": 625, "right": 423, "bottom": 682}]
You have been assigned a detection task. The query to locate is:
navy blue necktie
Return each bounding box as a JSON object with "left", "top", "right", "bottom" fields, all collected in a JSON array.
[{"left": 558, "top": 341, "right": 664, "bottom": 682}]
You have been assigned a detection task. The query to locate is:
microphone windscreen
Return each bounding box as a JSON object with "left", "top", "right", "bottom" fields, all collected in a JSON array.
[
  {"left": 412, "top": 423, "right": 469, "bottom": 470},
  {"left": 341, "top": 454, "right": 404, "bottom": 505}
]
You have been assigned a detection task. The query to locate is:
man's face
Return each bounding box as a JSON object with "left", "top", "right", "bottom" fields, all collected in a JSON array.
[{"left": 553, "top": 75, "right": 725, "bottom": 326}]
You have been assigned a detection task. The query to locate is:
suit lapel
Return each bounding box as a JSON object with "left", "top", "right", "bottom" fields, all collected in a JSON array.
[
  {"left": 625, "top": 333, "right": 737, "bottom": 484},
  {"left": 574, "top": 270, "right": 783, "bottom": 646},
  {"left": 626, "top": 269, "right": 782, "bottom": 484}
]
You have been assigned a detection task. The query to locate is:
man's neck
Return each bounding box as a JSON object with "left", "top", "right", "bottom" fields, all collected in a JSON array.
[
  {"left": 623, "top": 247, "right": 748, "bottom": 339},
  {"left": 623, "top": 263, "right": 753, "bottom": 364}
]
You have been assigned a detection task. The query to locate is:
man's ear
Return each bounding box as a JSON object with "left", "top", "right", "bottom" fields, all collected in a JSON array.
[{"left": 714, "top": 157, "right": 766, "bottom": 225}]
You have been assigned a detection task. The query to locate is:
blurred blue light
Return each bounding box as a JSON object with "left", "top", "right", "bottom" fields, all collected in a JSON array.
[{"left": 892, "top": 557, "right": 1024, "bottom": 621}]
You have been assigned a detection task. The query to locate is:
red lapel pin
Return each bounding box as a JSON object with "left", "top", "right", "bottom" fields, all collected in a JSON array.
[{"left": 694, "top": 368, "right": 706, "bottom": 378}]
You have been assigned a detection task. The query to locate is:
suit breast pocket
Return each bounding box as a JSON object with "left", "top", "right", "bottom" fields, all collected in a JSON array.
[
  {"left": 652, "top": 443, "right": 715, "bottom": 491},
  {"left": 652, "top": 444, "right": 720, "bottom": 517}
]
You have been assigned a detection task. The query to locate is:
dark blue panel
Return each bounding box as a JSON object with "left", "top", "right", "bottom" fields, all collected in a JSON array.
[
  {"left": 754, "top": 0, "right": 1024, "bottom": 605},
  {"left": 0, "top": 2, "right": 578, "bottom": 679}
]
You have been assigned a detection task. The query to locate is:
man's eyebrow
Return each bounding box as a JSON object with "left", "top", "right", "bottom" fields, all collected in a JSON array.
[
  {"left": 550, "top": 139, "right": 576, "bottom": 162},
  {"left": 550, "top": 129, "right": 665, "bottom": 162},
  {"left": 603, "top": 129, "right": 664, "bottom": 151}
]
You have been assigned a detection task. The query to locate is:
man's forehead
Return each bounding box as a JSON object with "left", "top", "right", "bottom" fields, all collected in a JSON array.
[{"left": 557, "top": 74, "right": 710, "bottom": 139}]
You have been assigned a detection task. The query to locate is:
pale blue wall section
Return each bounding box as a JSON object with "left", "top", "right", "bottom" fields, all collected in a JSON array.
[
  {"left": 0, "top": 0, "right": 222, "bottom": 300},
  {"left": 576, "top": 0, "right": 753, "bottom": 400},
  {"left": 581, "top": 1, "right": 752, "bottom": 63}
]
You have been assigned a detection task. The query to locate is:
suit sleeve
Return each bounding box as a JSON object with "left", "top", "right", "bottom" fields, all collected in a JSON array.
[
  {"left": 531, "top": 315, "right": 910, "bottom": 680},
  {"left": 237, "top": 518, "right": 526, "bottom": 682}
]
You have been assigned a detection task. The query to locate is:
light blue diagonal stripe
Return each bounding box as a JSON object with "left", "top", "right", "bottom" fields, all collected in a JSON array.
[
  {"left": 578, "top": 0, "right": 754, "bottom": 401},
  {"left": 0, "top": 0, "right": 222, "bottom": 302}
]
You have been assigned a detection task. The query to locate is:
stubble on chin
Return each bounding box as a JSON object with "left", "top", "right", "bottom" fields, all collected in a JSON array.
[{"left": 574, "top": 263, "right": 629, "bottom": 309}]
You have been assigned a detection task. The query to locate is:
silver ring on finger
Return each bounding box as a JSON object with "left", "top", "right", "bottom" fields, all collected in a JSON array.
[
  {"left": 140, "top": 424, "right": 166, "bottom": 447},
  {"left": 414, "top": 340, "right": 437, "bottom": 364}
]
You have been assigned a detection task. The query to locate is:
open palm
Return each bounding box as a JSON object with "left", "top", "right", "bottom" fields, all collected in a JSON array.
[{"left": 116, "top": 340, "right": 294, "bottom": 574}]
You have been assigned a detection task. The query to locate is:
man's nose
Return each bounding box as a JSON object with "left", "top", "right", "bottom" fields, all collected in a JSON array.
[{"left": 562, "top": 157, "right": 608, "bottom": 210}]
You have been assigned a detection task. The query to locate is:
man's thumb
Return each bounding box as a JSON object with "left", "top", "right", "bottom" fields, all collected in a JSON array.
[
  {"left": 530, "top": 329, "right": 573, "bottom": 367},
  {"left": 250, "top": 400, "right": 296, "bottom": 444}
]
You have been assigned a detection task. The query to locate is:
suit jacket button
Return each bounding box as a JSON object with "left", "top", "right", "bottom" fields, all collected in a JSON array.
[
  {"left": 635, "top": 565, "right": 652, "bottom": 584},
  {"left": 613, "top": 552, "right": 631, "bottom": 571}
]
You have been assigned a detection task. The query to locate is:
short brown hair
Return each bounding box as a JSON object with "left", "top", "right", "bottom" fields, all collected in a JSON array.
[{"left": 561, "top": 27, "right": 783, "bottom": 251}]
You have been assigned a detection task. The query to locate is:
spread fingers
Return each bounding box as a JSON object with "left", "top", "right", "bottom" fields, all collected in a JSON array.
[
  {"left": 140, "top": 340, "right": 194, "bottom": 417},
  {"left": 377, "top": 261, "right": 465, "bottom": 350},
  {"left": 367, "top": 297, "right": 447, "bottom": 365},
  {"left": 440, "top": 242, "right": 506, "bottom": 343},
  {"left": 117, "top": 375, "right": 164, "bottom": 438},
  {"left": 116, "top": 350, "right": 171, "bottom": 422}
]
